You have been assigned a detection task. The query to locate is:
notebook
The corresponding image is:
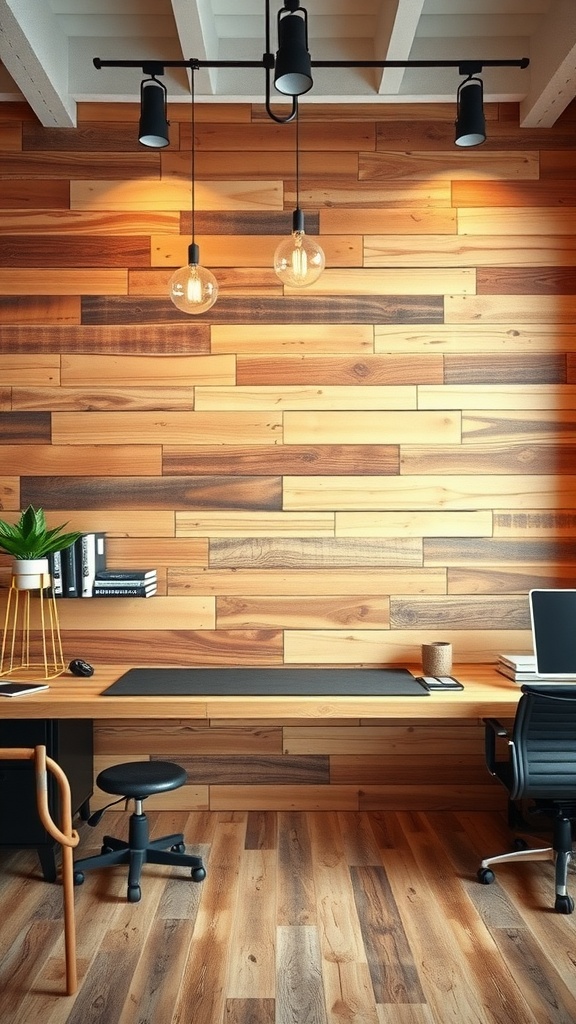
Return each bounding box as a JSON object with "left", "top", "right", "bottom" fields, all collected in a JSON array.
[{"left": 529, "top": 589, "right": 576, "bottom": 679}]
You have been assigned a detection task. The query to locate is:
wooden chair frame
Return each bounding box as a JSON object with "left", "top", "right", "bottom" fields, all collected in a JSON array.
[{"left": 0, "top": 745, "right": 79, "bottom": 994}]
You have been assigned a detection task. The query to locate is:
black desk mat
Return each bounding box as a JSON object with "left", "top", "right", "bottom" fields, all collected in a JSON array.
[{"left": 102, "top": 667, "right": 429, "bottom": 697}]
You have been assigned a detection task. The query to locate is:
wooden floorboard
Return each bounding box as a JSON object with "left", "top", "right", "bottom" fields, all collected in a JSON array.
[{"left": 0, "top": 809, "right": 574, "bottom": 1024}]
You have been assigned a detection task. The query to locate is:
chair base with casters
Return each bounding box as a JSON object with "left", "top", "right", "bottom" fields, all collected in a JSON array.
[
  {"left": 477, "top": 808, "right": 575, "bottom": 914},
  {"left": 73, "top": 760, "right": 206, "bottom": 903}
]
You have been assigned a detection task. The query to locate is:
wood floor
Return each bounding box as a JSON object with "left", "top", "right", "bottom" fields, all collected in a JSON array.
[{"left": 0, "top": 808, "right": 574, "bottom": 1024}]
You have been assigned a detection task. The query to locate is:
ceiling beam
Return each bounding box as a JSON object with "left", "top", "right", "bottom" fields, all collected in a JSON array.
[
  {"left": 375, "top": 0, "right": 426, "bottom": 96},
  {"left": 520, "top": 0, "right": 576, "bottom": 126},
  {"left": 170, "top": 0, "right": 216, "bottom": 95},
  {"left": 0, "top": 0, "right": 75, "bottom": 126}
]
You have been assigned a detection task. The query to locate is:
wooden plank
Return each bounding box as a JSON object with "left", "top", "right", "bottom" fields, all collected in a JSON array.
[
  {"left": 129, "top": 267, "right": 282, "bottom": 297},
  {"left": 0, "top": 412, "right": 50, "bottom": 442},
  {"left": 0, "top": 354, "right": 59, "bottom": 385},
  {"left": 445, "top": 355, "right": 566, "bottom": 384},
  {"left": 283, "top": 411, "right": 460, "bottom": 445},
  {"left": 21, "top": 476, "right": 282, "bottom": 511},
  {"left": 70, "top": 179, "right": 284, "bottom": 211},
  {"left": 210, "top": 786, "right": 358, "bottom": 810},
  {"left": 284, "top": 268, "right": 474, "bottom": 296},
  {"left": 447, "top": 566, "right": 576, "bottom": 594},
  {"left": 283, "top": 629, "right": 531, "bottom": 664},
  {"left": 390, "top": 597, "right": 529, "bottom": 630},
  {"left": 176, "top": 511, "right": 335, "bottom": 537},
  {"left": 0, "top": 210, "right": 180, "bottom": 234},
  {"left": 209, "top": 538, "right": 422, "bottom": 568},
  {"left": 104, "top": 537, "right": 208, "bottom": 567},
  {"left": 365, "top": 234, "right": 576, "bottom": 267},
  {"left": 292, "top": 178, "right": 452, "bottom": 208},
  {"left": 76, "top": 101, "right": 251, "bottom": 123},
  {"left": 195, "top": 385, "right": 416, "bottom": 411},
  {"left": 236, "top": 355, "right": 441, "bottom": 385},
  {"left": 477, "top": 268, "right": 576, "bottom": 294},
  {"left": 210, "top": 324, "right": 374, "bottom": 356},
  {"left": 95, "top": 724, "right": 283, "bottom": 757},
  {"left": 419, "top": 384, "right": 576, "bottom": 410},
  {"left": 0, "top": 236, "right": 150, "bottom": 268},
  {"left": 320, "top": 208, "right": 457, "bottom": 234},
  {"left": 55, "top": 629, "right": 284, "bottom": 666},
  {"left": 493, "top": 511, "right": 576, "bottom": 538},
  {"left": 167, "top": 568, "right": 446, "bottom": 597},
  {"left": 0, "top": 180, "right": 69, "bottom": 208},
  {"left": 187, "top": 149, "right": 358, "bottom": 176},
  {"left": 0, "top": 150, "right": 160, "bottom": 178},
  {"left": 51, "top": 411, "right": 282, "bottom": 445},
  {"left": 226, "top": 851, "right": 276, "bottom": 1000},
  {"left": 276, "top": 926, "right": 328, "bottom": 1024},
  {"left": 56, "top": 596, "right": 215, "bottom": 630},
  {"left": 452, "top": 180, "right": 576, "bottom": 206},
  {"left": 335, "top": 511, "right": 493, "bottom": 538},
  {"left": 187, "top": 121, "right": 375, "bottom": 152},
  {"left": 359, "top": 151, "right": 539, "bottom": 181},
  {"left": 425, "top": 537, "right": 576, "bottom": 567},
  {"left": 34, "top": 509, "right": 176, "bottom": 536},
  {"left": 461, "top": 410, "right": 576, "bottom": 442},
  {"left": 401, "top": 444, "right": 576, "bottom": 476},
  {"left": 376, "top": 120, "right": 576, "bottom": 151},
  {"left": 81, "top": 295, "right": 444, "bottom": 325},
  {"left": 0, "top": 444, "right": 162, "bottom": 475},
  {"left": 0, "top": 296, "right": 79, "bottom": 324},
  {"left": 445, "top": 295, "right": 576, "bottom": 324},
  {"left": 282, "top": 475, "right": 576, "bottom": 511},
  {"left": 0, "top": 269, "right": 127, "bottom": 296},
  {"left": 176, "top": 755, "right": 329, "bottom": 785},
  {"left": 0, "top": 123, "right": 21, "bottom": 150},
  {"left": 375, "top": 324, "right": 576, "bottom": 355},
  {"left": 284, "top": 725, "right": 483, "bottom": 756},
  {"left": 152, "top": 234, "right": 363, "bottom": 269},
  {"left": 0, "top": 323, "right": 210, "bottom": 354},
  {"left": 216, "top": 596, "right": 390, "bottom": 629},
  {"left": 163, "top": 445, "right": 400, "bottom": 476},
  {"left": 540, "top": 150, "right": 576, "bottom": 178},
  {"left": 12, "top": 387, "right": 197, "bottom": 412},
  {"left": 458, "top": 207, "right": 576, "bottom": 235},
  {"left": 61, "top": 354, "right": 235, "bottom": 387},
  {"left": 176, "top": 207, "right": 320, "bottom": 234}
]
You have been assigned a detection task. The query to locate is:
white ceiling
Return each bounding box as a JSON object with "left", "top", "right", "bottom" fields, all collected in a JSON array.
[{"left": 0, "top": 0, "right": 575, "bottom": 129}]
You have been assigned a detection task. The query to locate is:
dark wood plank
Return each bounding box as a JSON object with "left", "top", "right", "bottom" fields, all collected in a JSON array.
[
  {"left": 0, "top": 151, "right": 159, "bottom": 178},
  {"left": 0, "top": 180, "right": 70, "bottom": 208},
  {"left": 277, "top": 812, "right": 316, "bottom": 925},
  {"left": 477, "top": 268, "right": 576, "bottom": 294},
  {"left": 21, "top": 476, "right": 283, "bottom": 511},
  {"left": 402, "top": 443, "right": 576, "bottom": 475},
  {"left": 444, "top": 354, "right": 566, "bottom": 384},
  {"left": 376, "top": 120, "right": 576, "bottom": 151},
  {"left": 81, "top": 295, "right": 444, "bottom": 326},
  {"left": 174, "top": 755, "right": 329, "bottom": 785},
  {"left": 225, "top": 999, "right": 275, "bottom": 1024},
  {"left": 448, "top": 567, "right": 576, "bottom": 594},
  {"left": 244, "top": 811, "right": 278, "bottom": 850},
  {"left": 0, "top": 412, "right": 50, "bottom": 442},
  {"left": 182, "top": 211, "right": 319, "bottom": 235},
  {"left": 0, "top": 237, "right": 150, "bottom": 268},
  {"left": 12, "top": 388, "right": 196, "bottom": 412},
  {"left": 163, "top": 445, "right": 400, "bottom": 476},
  {"left": 0, "top": 323, "right": 209, "bottom": 353},
  {"left": 22, "top": 122, "right": 157, "bottom": 151},
  {"left": 426, "top": 537, "right": 576, "bottom": 566}
]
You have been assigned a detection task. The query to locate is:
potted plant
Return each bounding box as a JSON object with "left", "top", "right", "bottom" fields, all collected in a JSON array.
[{"left": 0, "top": 505, "right": 82, "bottom": 590}]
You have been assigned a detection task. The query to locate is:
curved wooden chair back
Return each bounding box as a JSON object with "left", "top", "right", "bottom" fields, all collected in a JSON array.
[{"left": 0, "top": 745, "right": 79, "bottom": 994}]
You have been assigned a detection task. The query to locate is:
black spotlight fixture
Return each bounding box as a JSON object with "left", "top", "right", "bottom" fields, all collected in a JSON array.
[
  {"left": 273, "top": 1, "right": 313, "bottom": 98},
  {"left": 138, "top": 64, "right": 170, "bottom": 148},
  {"left": 455, "top": 66, "right": 486, "bottom": 147}
]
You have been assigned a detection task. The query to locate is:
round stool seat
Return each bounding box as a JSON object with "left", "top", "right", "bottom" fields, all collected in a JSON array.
[{"left": 97, "top": 760, "right": 187, "bottom": 799}]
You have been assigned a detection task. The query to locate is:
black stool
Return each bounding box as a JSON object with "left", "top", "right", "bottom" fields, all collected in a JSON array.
[{"left": 73, "top": 760, "right": 206, "bottom": 902}]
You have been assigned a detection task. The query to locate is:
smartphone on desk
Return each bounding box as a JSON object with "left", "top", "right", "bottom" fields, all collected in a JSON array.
[{"left": 417, "top": 675, "right": 464, "bottom": 691}]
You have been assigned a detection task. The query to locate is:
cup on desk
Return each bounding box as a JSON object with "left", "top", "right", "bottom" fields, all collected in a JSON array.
[{"left": 421, "top": 641, "right": 453, "bottom": 677}]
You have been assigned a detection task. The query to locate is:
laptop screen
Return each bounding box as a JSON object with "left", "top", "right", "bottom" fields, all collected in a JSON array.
[{"left": 529, "top": 589, "right": 576, "bottom": 677}]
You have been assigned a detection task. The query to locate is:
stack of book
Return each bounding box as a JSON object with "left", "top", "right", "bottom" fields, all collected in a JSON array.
[
  {"left": 49, "top": 532, "right": 107, "bottom": 598},
  {"left": 93, "top": 569, "right": 157, "bottom": 598},
  {"left": 497, "top": 653, "right": 568, "bottom": 683}
]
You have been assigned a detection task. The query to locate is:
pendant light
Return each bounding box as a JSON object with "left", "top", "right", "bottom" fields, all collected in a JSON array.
[
  {"left": 455, "top": 73, "right": 486, "bottom": 147},
  {"left": 273, "top": 104, "right": 325, "bottom": 287},
  {"left": 138, "top": 71, "right": 170, "bottom": 148},
  {"left": 168, "top": 68, "right": 218, "bottom": 314}
]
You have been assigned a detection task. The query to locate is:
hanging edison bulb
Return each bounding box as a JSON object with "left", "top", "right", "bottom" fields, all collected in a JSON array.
[
  {"left": 169, "top": 243, "right": 218, "bottom": 314},
  {"left": 274, "top": 208, "right": 325, "bottom": 287}
]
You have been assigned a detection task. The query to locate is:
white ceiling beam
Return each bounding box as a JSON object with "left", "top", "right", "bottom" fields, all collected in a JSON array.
[
  {"left": 0, "top": 0, "right": 75, "bottom": 126},
  {"left": 375, "top": 0, "right": 427, "bottom": 96},
  {"left": 519, "top": 0, "right": 576, "bottom": 127},
  {"left": 170, "top": 0, "right": 217, "bottom": 95}
]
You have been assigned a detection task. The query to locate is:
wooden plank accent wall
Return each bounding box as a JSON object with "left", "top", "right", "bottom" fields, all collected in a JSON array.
[{"left": 1, "top": 98, "right": 575, "bottom": 810}]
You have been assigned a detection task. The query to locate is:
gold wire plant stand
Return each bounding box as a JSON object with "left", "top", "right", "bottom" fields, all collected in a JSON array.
[{"left": 0, "top": 573, "right": 65, "bottom": 679}]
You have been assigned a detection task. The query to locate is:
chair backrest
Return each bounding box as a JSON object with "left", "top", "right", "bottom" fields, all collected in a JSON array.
[{"left": 510, "top": 685, "right": 576, "bottom": 802}]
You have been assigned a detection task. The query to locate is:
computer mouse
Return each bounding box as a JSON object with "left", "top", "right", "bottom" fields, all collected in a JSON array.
[{"left": 68, "top": 658, "right": 94, "bottom": 677}]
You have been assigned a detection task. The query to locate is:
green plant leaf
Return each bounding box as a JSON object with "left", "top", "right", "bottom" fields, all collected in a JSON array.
[{"left": 0, "top": 505, "right": 83, "bottom": 559}]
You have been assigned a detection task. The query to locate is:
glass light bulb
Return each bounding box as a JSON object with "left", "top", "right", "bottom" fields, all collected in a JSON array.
[
  {"left": 274, "top": 230, "right": 325, "bottom": 287},
  {"left": 169, "top": 262, "right": 218, "bottom": 314}
]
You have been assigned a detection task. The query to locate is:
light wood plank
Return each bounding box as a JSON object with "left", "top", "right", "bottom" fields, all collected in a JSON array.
[
  {"left": 359, "top": 151, "right": 539, "bottom": 181},
  {"left": 209, "top": 537, "right": 422, "bottom": 569},
  {"left": 0, "top": 354, "right": 59, "bottom": 385},
  {"left": 320, "top": 208, "right": 457, "bottom": 234},
  {"left": 376, "top": 325, "right": 576, "bottom": 354},
  {"left": 176, "top": 511, "right": 335, "bottom": 537},
  {"left": 210, "top": 324, "right": 374, "bottom": 355},
  {"left": 56, "top": 596, "right": 215, "bottom": 630},
  {"left": 0, "top": 444, "right": 162, "bottom": 475},
  {"left": 445, "top": 295, "right": 576, "bottom": 324},
  {"left": 70, "top": 180, "right": 284, "bottom": 212},
  {"left": 0, "top": 270, "right": 127, "bottom": 295},
  {"left": 335, "top": 511, "right": 493, "bottom": 538},
  {"left": 152, "top": 235, "right": 362, "bottom": 269},
  {"left": 283, "top": 412, "right": 460, "bottom": 445},
  {"left": 216, "top": 597, "right": 389, "bottom": 629},
  {"left": 195, "top": 386, "right": 416, "bottom": 411},
  {"left": 168, "top": 568, "right": 446, "bottom": 597},
  {"left": 365, "top": 234, "right": 576, "bottom": 267},
  {"left": 283, "top": 630, "right": 530, "bottom": 664},
  {"left": 51, "top": 411, "right": 283, "bottom": 445},
  {"left": 458, "top": 208, "right": 576, "bottom": 235},
  {"left": 284, "top": 268, "right": 475, "bottom": 296},
  {"left": 61, "top": 354, "right": 236, "bottom": 387},
  {"left": 419, "top": 385, "right": 576, "bottom": 410},
  {"left": 0, "top": 210, "right": 180, "bottom": 234}
]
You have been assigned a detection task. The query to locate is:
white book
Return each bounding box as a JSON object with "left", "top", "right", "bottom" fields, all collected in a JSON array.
[
  {"left": 498, "top": 653, "right": 536, "bottom": 670},
  {"left": 78, "top": 532, "right": 107, "bottom": 597}
]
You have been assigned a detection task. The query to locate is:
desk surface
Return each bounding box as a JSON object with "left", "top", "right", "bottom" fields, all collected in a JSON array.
[{"left": 0, "top": 663, "right": 520, "bottom": 720}]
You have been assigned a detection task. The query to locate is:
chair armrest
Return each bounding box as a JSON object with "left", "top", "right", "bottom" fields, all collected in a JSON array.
[{"left": 483, "top": 718, "right": 510, "bottom": 774}]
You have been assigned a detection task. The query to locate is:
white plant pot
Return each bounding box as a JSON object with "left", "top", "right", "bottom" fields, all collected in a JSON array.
[{"left": 12, "top": 558, "right": 50, "bottom": 590}]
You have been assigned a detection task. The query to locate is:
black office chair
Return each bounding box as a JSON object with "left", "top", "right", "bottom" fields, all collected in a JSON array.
[
  {"left": 73, "top": 760, "right": 206, "bottom": 903},
  {"left": 477, "top": 684, "right": 576, "bottom": 913}
]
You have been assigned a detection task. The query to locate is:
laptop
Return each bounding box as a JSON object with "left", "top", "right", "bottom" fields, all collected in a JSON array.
[{"left": 529, "top": 589, "right": 576, "bottom": 679}]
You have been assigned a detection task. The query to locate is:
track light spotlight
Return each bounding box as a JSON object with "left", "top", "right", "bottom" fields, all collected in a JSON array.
[
  {"left": 455, "top": 74, "right": 486, "bottom": 148},
  {"left": 138, "top": 72, "right": 170, "bottom": 148},
  {"left": 273, "top": 2, "right": 313, "bottom": 97}
]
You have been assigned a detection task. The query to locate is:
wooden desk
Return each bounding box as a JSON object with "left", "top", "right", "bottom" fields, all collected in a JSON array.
[
  {"left": 0, "top": 664, "right": 520, "bottom": 812},
  {"left": 0, "top": 663, "right": 520, "bottom": 720}
]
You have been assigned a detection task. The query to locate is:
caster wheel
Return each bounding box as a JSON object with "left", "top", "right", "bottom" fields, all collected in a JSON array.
[
  {"left": 74, "top": 871, "right": 85, "bottom": 886},
  {"left": 192, "top": 867, "right": 206, "bottom": 882},
  {"left": 554, "top": 895, "right": 574, "bottom": 914},
  {"left": 171, "top": 842, "right": 186, "bottom": 854},
  {"left": 477, "top": 867, "right": 495, "bottom": 885},
  {"left": 127, "top": 884, "right": 141, "bottom": 903}
]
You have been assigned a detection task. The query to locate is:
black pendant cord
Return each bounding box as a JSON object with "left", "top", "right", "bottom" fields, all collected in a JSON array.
[
  {"left": 191, "top": 70, "right": 196, "bottom": 254},
  {"left": 292, "top": 99, "right": 304, "bottom": 233}
]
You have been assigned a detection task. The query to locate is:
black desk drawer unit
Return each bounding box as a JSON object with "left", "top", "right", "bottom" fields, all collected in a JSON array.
[{"left": 0, "top": 718, "right": 93, "bottom": 881}]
